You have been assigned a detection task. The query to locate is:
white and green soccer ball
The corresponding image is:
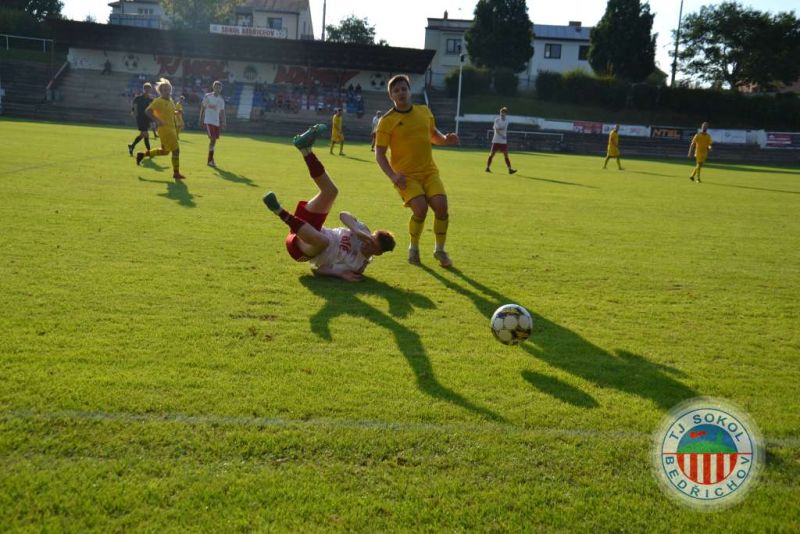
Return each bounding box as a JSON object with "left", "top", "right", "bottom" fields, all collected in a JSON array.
[{"left": 490, "top": 304, "right": 533, "bottom": 345}]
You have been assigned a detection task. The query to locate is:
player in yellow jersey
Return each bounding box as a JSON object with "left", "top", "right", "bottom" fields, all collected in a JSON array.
[
  {"left": 174, "top": 95, "right": 185, "bottom": 138},
  {"left": 603, "top": 124, "right": 623, "bottom": 170},
  {"left": 375, "top": 74, "right": 459, "bottom": 267},
  {"left": 330, "top": 108, "right": 345, "bottom": 155},
  {"left": 688, "top": 122, "right": 712, "bottom": 183},
  {"left": 136, "top": 78, "right": 185, "bottom": 180}
]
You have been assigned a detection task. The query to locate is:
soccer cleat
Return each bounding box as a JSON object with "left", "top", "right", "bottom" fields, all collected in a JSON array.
[
  {"left": 292, "top": 124, "right": 327, "bottom": 150},
  {"left": 485, "top": 168, "right": 491, "bottom": 173},
  {"left": 509, "top": 168, "right": 517, "bottom": 175},
  {"left": 128, "top": 144, "right": 134, "bottom": 156},
  {"left": 433, "top": 250, "right": 453, "bottom": 268},
  {"left": 173, "top": 172, "right": 186, "bottom": 180},
  {"left": 339, "top": 153, "right": 346, "bottom": 156},
  {"left": 689, "top": 176, "right": 695, "bottom": 182},
  {"left": 207, "top": 160, "right": 216, "bottom": 167},
  {"left": 696, "top": 176, "right": 702, "bottom": 183},
  {"left": 136, "top": 152, "right": 145, "bottom": 166},
  {"left": 262, "top": 191, "right": 282, "bottom": 213},
  {"left": 407, "top": 247, "right": 421, "bottom": 265}
]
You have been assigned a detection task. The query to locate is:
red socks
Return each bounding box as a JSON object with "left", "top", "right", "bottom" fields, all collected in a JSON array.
[{"left": 303, "top": 153, "right": 325, "bottom": 179}]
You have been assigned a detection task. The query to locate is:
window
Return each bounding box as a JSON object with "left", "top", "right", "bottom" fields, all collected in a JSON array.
[
  {"left": 544, "top": 43, "right": 561, "bottom": 59},
  {"left": 446, "top": 39, "right": 461, "bottom": 55},
  {"left": 579, "top": 45, "right": 589, "bottom": 61},
  {"left": 268, "top": 17, "right": 282, "bottom": 30}
]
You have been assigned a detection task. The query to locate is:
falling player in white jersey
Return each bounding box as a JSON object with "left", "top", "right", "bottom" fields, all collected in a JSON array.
[
  {"left": 199, "top": 80, "right": 226, "bottom": 167},
  {"left": 485, "top": 106, "right": 517, "bottom": 174},
  {"left": 262, "top": 124, "right": 396, "bottom": 281}
]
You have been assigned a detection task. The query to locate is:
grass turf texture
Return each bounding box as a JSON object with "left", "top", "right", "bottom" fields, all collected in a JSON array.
[{"left": 1, "top": 118, "right": 799, "bottom": 531}]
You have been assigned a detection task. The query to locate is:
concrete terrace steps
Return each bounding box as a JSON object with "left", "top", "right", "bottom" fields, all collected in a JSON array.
[{"left": 0, "top": 60, "right": 52, "bottom": 105}]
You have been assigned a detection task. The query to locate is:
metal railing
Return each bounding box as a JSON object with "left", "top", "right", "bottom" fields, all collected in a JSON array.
[{"left": 2, "top": 33, "right": 54, "bottom": 53}]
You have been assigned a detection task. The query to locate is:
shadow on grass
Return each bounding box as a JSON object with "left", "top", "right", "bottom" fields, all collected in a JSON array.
[
  {"left": 213, "top": 166, "right": 258, "bottom": 187},
  {"left": 630, "top": 170, "right": 677, "bottom": 179},
  {"left": 706, "top": 163, "right": 800, "bottom": 175},
  {"left": 421, "top": 266, "right": 696, "bottom": 410},
  {"left": 138, "top": 176, "right": 196, "bottom": 208},
  {"left": 338, "top": 155, "right": 372, "bottom": 163},
  {"left": 516, "top": 173, "right": 599, "bottom": 189},
  {"left": 704, "top": 182, "right": 800, "bottom": 195},
  {"left": 299, "top": 275, "right": 504, "bottom": 421},
  {"left": 141, "top": 158, "right": 167, "bottom": 172}
]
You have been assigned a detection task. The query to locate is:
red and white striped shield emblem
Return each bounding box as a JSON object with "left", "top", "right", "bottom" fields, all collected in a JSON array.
[{"left": 674, "top": 453, "right": 739, "bottom": 484}]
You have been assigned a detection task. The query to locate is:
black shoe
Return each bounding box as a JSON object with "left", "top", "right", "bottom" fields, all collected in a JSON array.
[
  {"left": 136, "top": 153, "right": 145, "bottom": 166},
  {"left": 262, "top": 191, "right": 281, "bottom": 212},
  {"left": 509, "top": 168, "right": 517, "bottom": 175},
  {"left": 485, "top": 168, "right": 491, "bottom": 173},
  {"left": 128, "top": 144, "right": 134, "bottom": 156}
]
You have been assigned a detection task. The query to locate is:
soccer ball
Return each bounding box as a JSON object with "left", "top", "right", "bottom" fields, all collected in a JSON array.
[{"left": 490, "top": 304, "right": 533, "bottom": 345}]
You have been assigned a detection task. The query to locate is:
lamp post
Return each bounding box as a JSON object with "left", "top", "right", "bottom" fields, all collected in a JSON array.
[
  {"left": 455, "top": 39, "right": 465, "bottom": 136},
  {"left": 670, "top": 0, "right": 684, "bottom": 86},
  {"left": 321, "top": 0, "right": 327, "bottom": 41}
]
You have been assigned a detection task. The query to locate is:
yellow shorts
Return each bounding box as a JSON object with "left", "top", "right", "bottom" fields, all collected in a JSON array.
[
  {"left": 607, "top": 147, "right": 620, "bottom": 157},
  {"left": 331, "top": 131, "right": 344, "bottom": 143},
  {"left": 396, "top": 172, "right": 446, "bottom": 206},
  {"left": 158, "top": 128, "right": 179, "bottom": 152},
  {"left": 695, "top": 154, "right": 707, "bottom": 165}
]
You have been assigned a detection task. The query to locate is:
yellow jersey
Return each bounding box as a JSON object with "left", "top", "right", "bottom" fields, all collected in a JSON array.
[
  {"left": 375, "top": 105, "right": 437, "bottom": 177},
  {"left": 332, "top": 114, "right": 343, "bottom": 133},
  {"left": 147, "top": 97, "right": 178, "bottom": 134},
  {"left": 692, "top": 132, "right": 712, "bottom": 158}
]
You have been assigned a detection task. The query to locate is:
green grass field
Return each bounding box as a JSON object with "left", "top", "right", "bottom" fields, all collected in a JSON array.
[{"left": 1, "top": 118, "right": 799, "bottom": 531}]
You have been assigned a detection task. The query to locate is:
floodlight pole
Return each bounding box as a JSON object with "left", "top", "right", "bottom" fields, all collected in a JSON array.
[
  {"left": 455, "top": 40, "right": 465, "bottom": 136},
  {"left": 670, "top": 0, "right": 684, "bottom": 87},
  {"left": 321, "top": 0, "right": 327, "bottom": 41}
]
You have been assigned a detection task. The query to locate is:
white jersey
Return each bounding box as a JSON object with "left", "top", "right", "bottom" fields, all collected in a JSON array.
[
  {"left": 372, "top": 115, "right": 380, "bottom": 133},
  {"left": 492, "top": 116, "right": 509, "bottom": 144},
  {"left": 201, "top": 93, "right": 225, "bottom": 126},
  {"left": 309, "top": 227, "right": 371, "bottom": 273}
]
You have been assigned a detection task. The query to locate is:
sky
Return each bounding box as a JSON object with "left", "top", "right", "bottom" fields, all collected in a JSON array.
[{"left": 62, "top": 0, "right": 797, "bottom": 80}]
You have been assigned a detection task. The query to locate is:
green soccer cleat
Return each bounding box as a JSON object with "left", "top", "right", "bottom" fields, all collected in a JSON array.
[
  {"left": 292, "top": 124, "right": 327, "bottom": 149},
  {"left": 262, "top": 191, "right": 282, "bottom": 213}
]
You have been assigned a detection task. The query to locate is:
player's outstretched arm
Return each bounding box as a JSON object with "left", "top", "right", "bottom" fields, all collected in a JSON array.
[
  {"left": 339, "top": 211, "right": 374, "bottom": 244},
  {"left": 431, "top": 129, "right": 459, "bottom": 146}
]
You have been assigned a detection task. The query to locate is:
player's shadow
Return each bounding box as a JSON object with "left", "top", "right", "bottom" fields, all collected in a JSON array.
[
  {"left": 340, "top": 155, "right": 372, "bottom": 163},
  {"left": 299, "top": 275, "right": 503, "bottom": 421},
  {"left": 140, "top": 158, "right": 167, "bottom": 172},
  {"left": 138, "top": 176, "right": 196, "bottom": 208},
  {"left": 516, "top": 174, "right": 598, "bottom": 189},
  {"left": 704, "top": 182, "right": 800, "bottom": 195},
  {"left": 629, "top": 170, "right": 675, "bottom": 179},
  {"left": 420, "top": 265, "right": 697, "bottom": 410},
  {"left": 706, "top": 163, "right": 800, "bottom": 175},
  {"left": 213, "top": 167, "right": 258, "bottom": 187}
]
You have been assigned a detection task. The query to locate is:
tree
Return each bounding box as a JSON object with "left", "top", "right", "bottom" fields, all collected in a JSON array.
[
  {"left": 161, "top": 0, "right": 238, "bottom": 31},
  {"left": 464, "top": 0, "right": 533, "bottom": 73},
  {"left": 675, "top": 2, "right": 800, "bottom": 91},
  {"left": 325, "top": 15, "right": 378, "bottom": 45},
  {"left": 588, "top": 0, "right": 656, "bottom": 82},
  {"left": 3, "top": 0, "right": 63, "bottom": 21}
]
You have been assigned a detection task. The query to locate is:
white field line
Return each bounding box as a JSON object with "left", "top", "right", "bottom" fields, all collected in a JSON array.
[{"left": 2, "top": 408, "right": 798, "bottom": 449}]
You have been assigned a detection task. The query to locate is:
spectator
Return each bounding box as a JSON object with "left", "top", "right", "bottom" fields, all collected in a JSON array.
[{"left": 101, "top": 59, "right": 112, "bottom": 75}]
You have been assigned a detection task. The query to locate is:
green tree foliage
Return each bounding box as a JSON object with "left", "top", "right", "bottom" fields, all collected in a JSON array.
[
  {"left": 3, "top": 0, "right": 63, "bottom": 21},
  {"left": 588, "top": 0, "right": 655, "bottom": 82},
  {"left": 464, "top": 0, "right": 533, "bottom": 73},
  {"left": 161, "top": 0, "right": 238, "bottom": 31},
  {"left": 325, "top": 15, "right": 378, "bottom": 45},
  {"left": 675, "top": 2, "right": 800, "bottom": 91}
]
